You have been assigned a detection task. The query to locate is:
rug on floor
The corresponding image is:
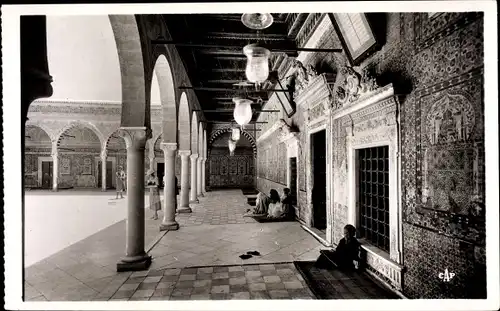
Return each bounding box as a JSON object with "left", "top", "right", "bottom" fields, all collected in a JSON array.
[{"left": 293, "top": 261, "right": 400, "bottom": 299}]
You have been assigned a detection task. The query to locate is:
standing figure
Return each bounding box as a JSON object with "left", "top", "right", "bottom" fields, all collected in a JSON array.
[
  {"left": 174, "top": 175, "right": 179, "bottom": 213},
  {"left": 147, "top": 170, "right": 162, "bottom": 220},
  {"left": 115, "top": 166, "right": 126, "bottom": 199},
  {"left": 279, "top": 187, "right": 295, "bottom": 220}
]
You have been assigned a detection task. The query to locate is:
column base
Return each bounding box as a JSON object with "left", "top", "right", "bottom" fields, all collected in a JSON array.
[
  {"left": 190, "top": 199, "right": 199, "bottom": 204},
  {"left": 160, "top": 221, "right": 179, "bottom": 231},
  {"left": 116, "top": 255, "right": 152, "bottom": 272},
  {"left": 198, "top": 193, "right": 204, "bottom": 197},
  {"left": 177, "top": 206, "right": 192, "bottom": 213}
]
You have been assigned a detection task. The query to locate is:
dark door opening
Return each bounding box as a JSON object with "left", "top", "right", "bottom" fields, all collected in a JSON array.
[
  {"left": 41, "top": 161, "right": 52, "bottom": 189},
  {"left": 97, "top": 161, "right": 114, "bottom": 189},
  {"left": 289, "top": 157, "right": 297, "bottom": 205},
  {"left": 157, "top": 162, "right": 165, "bottom": 189},
  {"left": 312, "top": 130, "right": 327, "bottom": 231}
]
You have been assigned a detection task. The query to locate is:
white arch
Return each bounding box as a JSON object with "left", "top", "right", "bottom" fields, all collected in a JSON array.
[
  {"left": 191, "top": 112, "right": 199, "bottom": 154},
  {"left": 56, "top": 121, "right": 105, "bottom": 147},
  {"left": 178, "top": 92, "right": 190, "bottom": 150},
  {"left": 198, "top": 122, "right": 204, "bottom": 157},
  {"left": 152, "top": 54, "right": 177, "bottom": 143}
]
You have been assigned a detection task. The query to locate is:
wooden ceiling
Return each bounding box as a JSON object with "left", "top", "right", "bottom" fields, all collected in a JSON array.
[{"left": 162, "top": 13, "right": 300, "bottom": 124}]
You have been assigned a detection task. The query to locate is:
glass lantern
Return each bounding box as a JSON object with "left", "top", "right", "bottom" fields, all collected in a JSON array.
[
  {"left": 241, "top": 13, "right": 274, "bottom": 30},
  {"left": 233, "top": 97, "right": 253, "bottom": 126},
  {"left": 243, "top": 44, "right": 270, "bottom": 84},
  {"left": 231, "top": 127, "right": 241, "bottom": 141}
]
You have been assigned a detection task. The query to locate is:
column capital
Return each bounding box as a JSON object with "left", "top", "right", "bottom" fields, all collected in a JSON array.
[
  {"left": 178, "top": 150, "right": 191, "bottom": 157},
  {"left": 119, "top": 127, "right": 152, "bottom": 150},
  {"left": 101, "top": 149, "right": 108, "bottom": 159},
  {"left": 190, "top": 153, "right": 199, "bottom": 160},
  {"left": 160, "top": 142, "right": 177, "bottom": 151}
]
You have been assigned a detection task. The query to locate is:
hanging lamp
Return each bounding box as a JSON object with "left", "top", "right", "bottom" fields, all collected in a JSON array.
[
  {"left": 243, "top": 43, "right": 271, "bottom": 84},
  {"left": 241, "top": 13, "right": 274, "bottom": 30},
  {"left": 233, "top": 97, "right": 253, "bottom": 126}
]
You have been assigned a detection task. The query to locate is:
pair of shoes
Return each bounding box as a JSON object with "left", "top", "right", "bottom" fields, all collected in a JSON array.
[{"left": 239, "top": 251, "right": 261, "bottom": 260}]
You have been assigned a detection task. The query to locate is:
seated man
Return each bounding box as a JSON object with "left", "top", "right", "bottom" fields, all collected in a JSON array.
[
  {"left": 316, "top": 224, "right": 361, "bottom": 271},
  {"left": 268, "top": 188, "right": 294, "bottom": 220},
  {"left": 245, "top": 189, "right": 280, "bottom": 216}
]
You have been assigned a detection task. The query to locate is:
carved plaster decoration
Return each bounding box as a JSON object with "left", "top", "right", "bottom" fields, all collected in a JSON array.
[
  {"left": 334, "top": 66, "right": 380, "bottom": 109},
  {"left": 286, "top": 60, "right": 321, "bottom": 99}
]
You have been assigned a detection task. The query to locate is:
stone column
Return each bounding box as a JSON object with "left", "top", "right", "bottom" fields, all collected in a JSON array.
[
  {"left": 201, "top": 158, "right": 207, "bottom": 195},
  {"left": 160, "top": 143, "right": 179, "bottom": 231},
  {"left": 100, "top": 150, "right": 107, "bottom": 191},
  {"left": 116, "top": 127, "right": 152, "bottom": 272},
  {"left": 190, "top": 153, "right": 199, "bottom": 204},
  {"left": 178, "top": 150, "right": 192, "bottom": 213},
  {"left": 197, "top": 157, "right": 203, "bottom": 197},
  {"left": 51, "top": 141, "right": 58, "bottom": 191}
]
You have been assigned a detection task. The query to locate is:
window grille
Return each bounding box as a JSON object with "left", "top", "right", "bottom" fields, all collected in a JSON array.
[{"left": 358, "top": 146, "right": 390, "bottom": 252}]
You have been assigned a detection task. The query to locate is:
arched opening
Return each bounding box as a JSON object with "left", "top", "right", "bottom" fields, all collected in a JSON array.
[
  {"left": 208, "top": 131, "right": 255, "bottom": 189},
  {"left": 57, "top": 125, "right": 102, "bottom": 189},
  {"left": 153, "top": 134, "right": 165, "bottom": 188},
  {"left": 44, "top": 15, "right": 122, "bottom": 102},
  {"left": 191, "top": 112, "right": 199, "bottom": 154},
  {"left": 198, "top": 123, "right": 204, "bottom": 158},
  {"left": 104, "top": 130, "right": 127, "bottom": 189},
  {"left": 178, "top": 92, "right": 190, "bottom": 151},
  {"left": 24, "top": 125, "right": 52, "bottom": 189},
  {"left": 152, "top": 55, "right": 177, "bottom": 143}
]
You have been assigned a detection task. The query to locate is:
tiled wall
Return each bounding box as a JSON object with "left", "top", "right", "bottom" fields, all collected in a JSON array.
[{"left": 257, "top": 12, "right": 485, "bottom": 298}]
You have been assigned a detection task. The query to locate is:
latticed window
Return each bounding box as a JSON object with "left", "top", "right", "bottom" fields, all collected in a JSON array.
[{"left": 357, "top": 146, "right": 390, "bottom": 252}]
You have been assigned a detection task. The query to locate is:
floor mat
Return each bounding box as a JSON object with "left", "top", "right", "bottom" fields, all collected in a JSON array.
[{"left": 293, "top": 261, "right": 400, "bottom": 299}]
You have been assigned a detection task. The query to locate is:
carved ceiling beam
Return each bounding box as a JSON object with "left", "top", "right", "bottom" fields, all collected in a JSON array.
[{"left": 153, "top": 40, "right": 341, "bottom": 54}]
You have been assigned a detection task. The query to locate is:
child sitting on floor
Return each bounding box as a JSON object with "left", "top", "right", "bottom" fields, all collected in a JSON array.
[{"left": 316, "top": 224, "right": 361, "bottom": 271}]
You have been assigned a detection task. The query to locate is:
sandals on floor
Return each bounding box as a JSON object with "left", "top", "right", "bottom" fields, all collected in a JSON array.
[
  {"left": 239, "top": 254, "right": 252, "bottom": 259},
  {"left": 247, "top": 251, "right": 260, "bottom": 256}
]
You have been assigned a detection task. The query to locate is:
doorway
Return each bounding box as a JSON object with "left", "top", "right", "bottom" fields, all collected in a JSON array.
[
  {"left": 289, "top": 157, "right": 297, "bottom": 205},
  {"left": 41, "top": 161, "right": 53, "bottom": 189},
  {"left": 157, "top": 162, "right": 165, "bottom": 189},
  {"left": 311, "top": 130, "right": 327, "bottom": 231},
  {"left": 97, "top": 161, "right": 113, "bottom": 189}
]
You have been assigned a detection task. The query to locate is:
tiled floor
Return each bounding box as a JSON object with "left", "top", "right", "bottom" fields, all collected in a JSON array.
[
  {"left": 175, "top": 190, "right": 256, "bottom": 226},
  {"left": 108, "top": 263, "right": 315, "bottom": 301},
  {"left": 24, "top": 204, "right": 166, "bottom": 301},
  {"left": 24, "top": 189, "right": 392, "bottom": 301}
]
